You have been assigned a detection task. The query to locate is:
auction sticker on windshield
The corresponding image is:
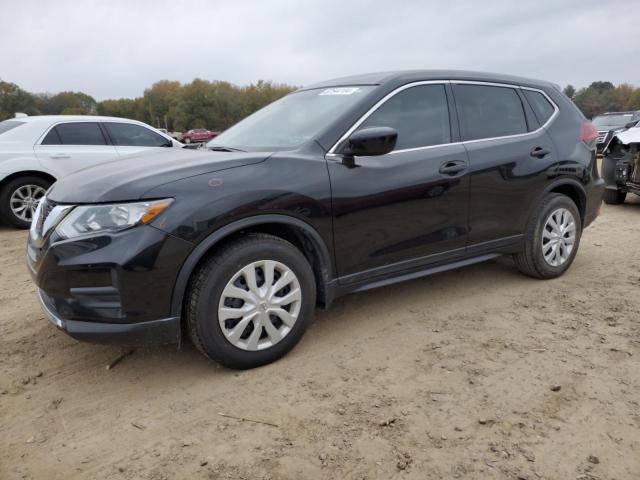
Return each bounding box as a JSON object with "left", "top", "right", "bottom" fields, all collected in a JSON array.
[{"left": 319, "top": 87, "right": 361, "bottom": 95}]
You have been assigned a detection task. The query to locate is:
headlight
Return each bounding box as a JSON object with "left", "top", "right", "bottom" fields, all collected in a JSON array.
[{"left": 55, "top": 199, "right": 173, "bottom": 239}]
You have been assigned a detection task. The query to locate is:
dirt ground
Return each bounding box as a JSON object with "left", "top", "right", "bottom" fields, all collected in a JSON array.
[{"left": 0, "top": 197, "right": 639, "bottom": 480}]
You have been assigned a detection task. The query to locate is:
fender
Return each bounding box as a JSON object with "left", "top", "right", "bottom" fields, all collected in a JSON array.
[
  {"left": 0, "top": 159, "right": 56, "bottom": 184},
  {"left": 528, "top": 176, "right": 587, "bottom": 224},
  {"left": 169, "top": 214, "right": 334, "bottom": 316}
]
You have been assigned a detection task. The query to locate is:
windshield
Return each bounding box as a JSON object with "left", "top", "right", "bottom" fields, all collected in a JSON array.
[
  {"left": 0, "top": 120, "right": 26, "bottom": 136},
  {"left": 207, "top": 86, "right": 375, "bottom": 151},
  {"left": 592, "top": 114, "right": 634, "bottom": 128}
]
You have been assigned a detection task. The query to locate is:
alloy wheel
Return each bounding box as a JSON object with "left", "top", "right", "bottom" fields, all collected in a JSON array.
[{"left": 9, "top": 185, "right": 47, "bottom": 223}]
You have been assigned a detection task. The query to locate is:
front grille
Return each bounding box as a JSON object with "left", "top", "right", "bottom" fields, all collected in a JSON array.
[
  {"left": 42, "top": 198, "right": 57, "bottom": 221},
  {"left": 30, "top": 198, "right": 51, "bottom": 240},
  {"left": 597, "top": 131, "right": 608, "bottom": 144},
  {"left": 30, "top": 198, "right": 73, "bottom": 246}
]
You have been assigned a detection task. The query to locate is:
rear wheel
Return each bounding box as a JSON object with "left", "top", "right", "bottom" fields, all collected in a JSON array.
[
  {"left": 186, "top": 233, "right": 316, "bottom": 369},
  {"left": 603, "top": 188, "right": 626, "bottom": 205},
  {"left": 514, "top": 193, "right": 582, "bottom": 279},
  {"left": 0, "top": 176, "right": 51, "bottom": 229}
]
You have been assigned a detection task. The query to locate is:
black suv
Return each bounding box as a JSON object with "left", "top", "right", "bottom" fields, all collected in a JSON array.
[{"left": 27, "top": 71, "right": 604, "bottom": 369}]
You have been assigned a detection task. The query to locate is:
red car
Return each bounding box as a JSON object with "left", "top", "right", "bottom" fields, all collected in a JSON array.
[{"left": 181, "top": 129, "right": 221, "bottom": 143}]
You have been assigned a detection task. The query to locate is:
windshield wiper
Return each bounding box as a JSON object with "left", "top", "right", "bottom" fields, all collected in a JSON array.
[{"left": 208, "top": 146, "right": 246, "bottom": 152}]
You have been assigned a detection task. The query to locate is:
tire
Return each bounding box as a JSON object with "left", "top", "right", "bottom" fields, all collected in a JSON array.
[
  {"left": 0, "top": 176, "right": 51, "bottom": 229},
  {"left": 513, "top": 193, "right": 582, "bottom": 279},
  {"left": 185, "top": 233, "right": 316, "bottom": 369},
  {"left": 603, "top": 188, "right": 626, "bottom": 205}
]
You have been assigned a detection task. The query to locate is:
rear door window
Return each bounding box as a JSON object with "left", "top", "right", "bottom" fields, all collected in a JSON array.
[
  {"left": 454, "top": 84, "right": 528, "bottom": 141},
  {"left": 45, "top": 122, "right": 107, "bottom": 145},
  {"left": 41, "top": 128, "right": 62, "bottom": 145},
  {"left": 359, "top": 84, "right": 451, "bottom": 150},
  {"left": 104, "top": 122, "right": 169, "bottom": 147},
  {"left": 523, "top": 90, "right": 555, "bottom": 125}
]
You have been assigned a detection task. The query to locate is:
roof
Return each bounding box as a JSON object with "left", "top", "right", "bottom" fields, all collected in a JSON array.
[
  {"left": 0, "top": 115, "right": 173, "bottom": 145},
  {"left": 302, "top": 69, "right": 558, "bottom": 91},
  {"left": 14, "top": 115, "right": 146, "bottom": 124}
]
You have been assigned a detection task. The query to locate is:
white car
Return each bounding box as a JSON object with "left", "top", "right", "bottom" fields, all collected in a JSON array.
[{"left": 0, "top": 115, "right": 183, "bottom": 228}]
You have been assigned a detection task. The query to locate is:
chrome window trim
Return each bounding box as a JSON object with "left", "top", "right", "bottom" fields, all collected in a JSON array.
[
  {"left": 35, "top": 119, "right": 168, "bottom": 146},
  {"left": 326, "top": 79, "right": 560, "bottom": 156},
  {"left": 327, "top": 80, "right": 450, "bottom": 155},
  {"left": 36, "top": 120, "right": 110, "bottom": 147},
  {"left": 518, "top": 85, "right": 560, "bottom": 130},
  {"left": 446, "top": 81, "right": 560, "bottom": 145}
]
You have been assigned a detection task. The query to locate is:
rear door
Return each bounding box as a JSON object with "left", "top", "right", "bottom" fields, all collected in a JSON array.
[
  {"left": 452, "top": 82, "right": 558, "bottom": 253},
  {"left": 102, "top": 122, "right": 173, "bottom": 156},
  {"left": 34, "top": 122, "right": 118, "bottom": 176},
  {"left": 328, "top": 82, "right": 470, "bottom": 282}
]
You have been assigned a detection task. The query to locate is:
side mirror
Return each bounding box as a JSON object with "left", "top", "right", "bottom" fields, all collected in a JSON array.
[
  {"left": 343, "top": 127, "right": 397, "bottom": 157},
  {"left": 624, "top": 121, "right": 637, "bottom": 129}
]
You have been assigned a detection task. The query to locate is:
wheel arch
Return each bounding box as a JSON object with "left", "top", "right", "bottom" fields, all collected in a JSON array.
[
  {"left": 170, "top": 215, "right": 335, "bottom": 318},
  {"left": 537, "top": 178, "right": 587, "bottom": 225},
  {"left": 0, "top": 170, "right": 57, "bottom": 190}
]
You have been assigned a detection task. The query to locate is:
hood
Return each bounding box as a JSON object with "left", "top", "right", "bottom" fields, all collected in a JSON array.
[
  {"left": 595, "top": 124, "right": 627, "bottom": 132},
  {"left": 48, "top": 147, "right": 271, "bottom": 203},
  {"left": 608, "top": 127, "right": 640, "bottom": 146}
]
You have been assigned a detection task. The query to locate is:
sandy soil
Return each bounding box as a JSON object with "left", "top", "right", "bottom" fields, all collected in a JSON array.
[{"left": 1, "top": 197, "right": 639, "bottom": 480}]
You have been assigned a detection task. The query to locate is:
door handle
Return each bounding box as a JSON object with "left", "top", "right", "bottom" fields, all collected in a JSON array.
[
  {"left": 530, "top": 146, "right": 551, "bottom": 158},
  {"left": 50, "top": 154, "right": 70, "bottom": 159},
  {"left": 439, "top": 161, "right": 467, "bottom": 176}
]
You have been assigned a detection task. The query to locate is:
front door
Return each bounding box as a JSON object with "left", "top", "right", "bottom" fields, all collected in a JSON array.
[
  {"left": 328, "top": 83, "right": 470, "bottom": 283},
  {"left": 102, "top": 122, "right": 174, "bottom": 157}
]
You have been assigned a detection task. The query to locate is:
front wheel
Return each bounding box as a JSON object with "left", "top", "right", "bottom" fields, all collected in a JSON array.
[
  {"left": 0, "top": 176, "right": 51, "bottom": 228},
  {"left": 514, "top": 193, "right": 582, "bottom": 279},
  {"left": 186, "top": 233, "right": 316, "bottom": 369},
  {"left": 603, "top": 188, "right": 626, "bottom": 205}
]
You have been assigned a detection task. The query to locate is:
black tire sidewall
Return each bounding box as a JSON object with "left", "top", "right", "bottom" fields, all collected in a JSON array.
[
  {"left": 193, "top": 239, "right": 316, "bottom": 369},
  {"left": 603, "top": 189, "right": 626, "bottom": 205},
  {"left": 530, "top": 195, "right": 582, "bottom": 278},
  {"left": 0, "top": 177, "right": 51, "bottom": 229}
]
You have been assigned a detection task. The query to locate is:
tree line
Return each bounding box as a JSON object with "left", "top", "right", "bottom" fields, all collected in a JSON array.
[
  {"left": 1, "top": 77, "right": 640, "bottom": 129},
  {"left": 0, "top": 79, "right": 295, "bottom": 131},
  {"left": 563, "top": 82, "right": 640, "bottom": 119}
]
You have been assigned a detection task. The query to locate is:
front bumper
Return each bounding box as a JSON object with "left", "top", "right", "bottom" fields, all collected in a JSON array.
[
  {"left": 28, "top": 222, "right": 193, "bottom": 346},
  {"left": 38, "top": 289, "right": 180, "bottom": 345}
]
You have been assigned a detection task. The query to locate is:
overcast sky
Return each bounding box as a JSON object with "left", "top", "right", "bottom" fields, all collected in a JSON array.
[{"left": 2, "top": 0, "right": 639, "bottom": 100}]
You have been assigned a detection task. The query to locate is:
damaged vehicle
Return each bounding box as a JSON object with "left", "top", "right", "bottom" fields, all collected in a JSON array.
[
  {"left": 602, "top": 126, "right": 640, "bottom": 204},
  {"left": 592, "top": 111, "right": 640, "bottom": 153}
]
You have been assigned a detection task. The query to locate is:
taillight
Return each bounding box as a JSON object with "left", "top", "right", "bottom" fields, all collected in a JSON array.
[{"left": 581, "top": 121, "right": 598, "bottom": 148}]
